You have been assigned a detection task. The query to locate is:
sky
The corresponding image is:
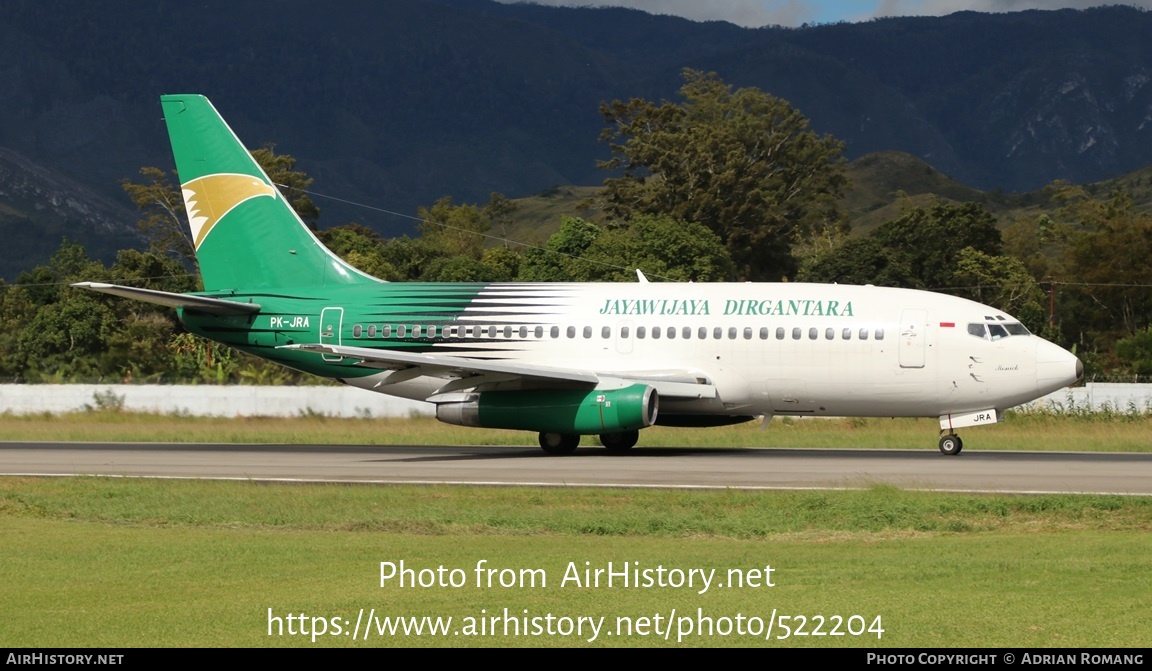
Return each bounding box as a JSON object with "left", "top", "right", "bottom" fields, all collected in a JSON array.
[{"left": 494, "top": 1, "right": 1152, "bottom": 28}]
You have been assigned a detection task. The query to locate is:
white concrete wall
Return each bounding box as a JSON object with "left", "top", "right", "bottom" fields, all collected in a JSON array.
[
  {"left": 1028, "top": 383, "right": 1152, "bottom": 413},
  {"left": 0, "top": 384, "right": 433, "bottom": 418},
  {"left": 0, "top": 383, "right": 1148, "bottom": 418}
]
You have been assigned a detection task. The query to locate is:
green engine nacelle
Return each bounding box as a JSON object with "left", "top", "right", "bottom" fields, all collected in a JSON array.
[{"left": 436, "top": 385, "right": 658, "bottom": 434}]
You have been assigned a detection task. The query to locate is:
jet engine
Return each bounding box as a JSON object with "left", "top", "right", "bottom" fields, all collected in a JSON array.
[{"left": 436, "top": 384, "right": 658, "bottom": 434}]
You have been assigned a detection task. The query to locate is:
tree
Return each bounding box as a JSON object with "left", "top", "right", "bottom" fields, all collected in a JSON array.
[
  {"left": 420, "top": 256, "right": 503, "bottom": 282},
  {"left": 516, "top": 215, "right": 734, "bottom": 282},
  {"left": 419, "top": 194, "right": 518, "bottom": 260},
  {"left": 951, "top": 248, "right": 1046, "bottom": 333},
  {"left": 871, "top": 202, "right": 1002, "bottom": 290},
  {"left": 417, "top": 196, "right": 490, "bottom": 260},
  {"left": 376, "top": 236, "right": 440, "bottom": 281},
  {"left": 578, "top": 215, "right": 734, "bottom": 282},
  {"left": 1054, "top": 185, "right": 1152, "bottom": 344},
  {"left": 799, "top": 236, "right": 920, "bottom": 288},
  {"left": 479, "top": 246, "right": 521, "bottom": 281},
  {"left": 120, "top": 166, "right": 194, "bottom": 266},
  {"left": 1002, "top": 205, "right": 1072, "bottom": 282},
  {"left": 250, "top": 144, "right": 320, "bottom": 228},
  {"left": 799, "top": 202, "right": 1003, "bottom": 291},
  {"left": 0, "top": 281, "right": 37, "bottom": 380},
  {"left": 517, "top": 216, "right": 601, "bottom": 282},
  {"left": 598, "top": 69, "right": 847, "bottom": 281},
  {"left": 317, "top": 224, "right": 400, "bottom": 281},
  {"left": 1115, "top": 327, "right": 1152, "bottom": 376},
  {"left": 408, "top": 194, "right": 526, "bottom": 282},
  {"left": 483, "top": 192, "right": 520, "bottom": 242},
  {"left": 6, "top": 242, "right": 194, "bottom": 382}
]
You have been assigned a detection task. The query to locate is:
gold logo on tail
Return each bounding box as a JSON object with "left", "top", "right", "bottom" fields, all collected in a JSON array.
[{"left": 181, "top": 173, "right": 277, "bottom": 249}]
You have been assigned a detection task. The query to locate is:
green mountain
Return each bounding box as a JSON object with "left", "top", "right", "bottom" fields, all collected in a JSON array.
[
  {"left": 3, "top": 1, "right": 1152, "bottom": 276},
  {"left": 0, "top": 149, "right": 140, "bottom": 277},
  {"left": 497, "top": 151, "right": 1152, "bottom": 245}
]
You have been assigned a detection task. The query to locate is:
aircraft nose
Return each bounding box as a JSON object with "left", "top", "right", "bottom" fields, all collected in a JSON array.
[{"left": 1036, "top": 339, "right": 1082, "bottom": 395}]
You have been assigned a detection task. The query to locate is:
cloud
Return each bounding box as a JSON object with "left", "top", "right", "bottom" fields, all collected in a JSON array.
[
  {"left": 494, "top": 0, "right": 819, "bottom": 28},
  {"left": 873, "top": 0, "right": 1152, "bottom": 20},
  {"left": 493, "top": 1, "right": 1152, "bottom": 27}
]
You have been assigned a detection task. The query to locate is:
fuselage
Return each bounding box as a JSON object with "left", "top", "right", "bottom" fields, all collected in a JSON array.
[
  {"left": 180, "top": 281, "right": 1081, "bottom": 421},
  {"left": 79, "top": 93, "right": 1084, "bottom": 454}
]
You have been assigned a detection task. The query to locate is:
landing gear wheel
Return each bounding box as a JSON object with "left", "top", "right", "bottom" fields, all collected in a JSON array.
[
  {"left": 599, "top": 430, "right": 639, "bottom": 453},
  {"left": 539, "top": 432, "right": 579, "bottom": 455},
  {"left": 938, "top": 434, "right": 963, "bottom": 456}
]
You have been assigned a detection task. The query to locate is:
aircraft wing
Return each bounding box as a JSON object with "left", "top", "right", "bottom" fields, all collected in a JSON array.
[
  {"left": 283, "top": 343, "right": 598, "bottom": 384},
  {"left": 280, "top": 343, "right": 716, "bottom": 399},
  {"left": 72, "top": 283, "right": 261, "bottom": 316}
]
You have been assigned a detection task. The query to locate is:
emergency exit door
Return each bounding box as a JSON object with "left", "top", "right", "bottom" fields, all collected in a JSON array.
[{"left": 899, "top": 309, "right": 927, "bottom": 369}]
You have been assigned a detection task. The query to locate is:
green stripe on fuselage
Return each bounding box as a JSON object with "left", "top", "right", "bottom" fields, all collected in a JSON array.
[{"left": 179, "top": 283, "right": 494, "bottom": 379}]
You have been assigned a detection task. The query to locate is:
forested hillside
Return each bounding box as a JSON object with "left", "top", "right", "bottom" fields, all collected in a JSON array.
[
  {"left": 3, "top": 2, "right": 1152, "bottom": 277},
  {"left": 6, "top": 72, "right": 1152, "bottom": 386}
]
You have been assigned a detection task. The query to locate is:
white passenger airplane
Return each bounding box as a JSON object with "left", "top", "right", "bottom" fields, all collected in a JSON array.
[{"left": 77, "top": 95, "right": 1082, "bottom": 455}]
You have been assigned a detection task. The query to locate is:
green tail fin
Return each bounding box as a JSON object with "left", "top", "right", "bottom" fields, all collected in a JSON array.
[{"left": 160, "top": 94, "right": 380, "bottom": 291}]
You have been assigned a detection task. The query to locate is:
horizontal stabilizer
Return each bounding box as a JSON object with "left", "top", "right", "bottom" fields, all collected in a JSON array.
[{"left": 72, "top": 282, "right": 261, "bottom": 316}]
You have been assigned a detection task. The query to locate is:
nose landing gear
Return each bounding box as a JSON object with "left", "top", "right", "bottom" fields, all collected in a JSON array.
[{"left": 938, "top": 433, "right": 963, "bottom": 456}]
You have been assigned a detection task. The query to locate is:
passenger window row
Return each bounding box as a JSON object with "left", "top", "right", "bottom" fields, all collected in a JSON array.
[{"left": 348, "top": 323, "right": 886, "bottom": 341}]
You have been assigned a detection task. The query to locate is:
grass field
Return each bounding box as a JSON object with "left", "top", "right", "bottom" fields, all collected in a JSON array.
[
  {"left": 1, "top": 477, "right": 1150, "bottom": 647},
  {"left": 3, "top": 411, "right": 1150, "bottom": 647}
]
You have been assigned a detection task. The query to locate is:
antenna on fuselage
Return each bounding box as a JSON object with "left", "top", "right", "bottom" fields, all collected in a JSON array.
[{"left": 636, "top": 269, "right": 649, "bottom": 283}]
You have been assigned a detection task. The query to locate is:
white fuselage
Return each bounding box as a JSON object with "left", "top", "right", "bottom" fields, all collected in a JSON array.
[{"left": 338, "top": 282, "right": 1080, "bottom": 420}]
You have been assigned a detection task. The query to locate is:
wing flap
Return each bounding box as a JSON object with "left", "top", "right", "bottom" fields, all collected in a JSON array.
[
  {"left": 281, "top": 343, "right": 717, "bottom": 398},
  {"left": 281, "top": 343, "right": 599, "bottom": 385}
]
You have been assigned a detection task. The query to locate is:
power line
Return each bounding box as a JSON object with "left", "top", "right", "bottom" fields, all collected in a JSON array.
[{"left": 291, "top": 184, "right": 676, "bottom": 281}]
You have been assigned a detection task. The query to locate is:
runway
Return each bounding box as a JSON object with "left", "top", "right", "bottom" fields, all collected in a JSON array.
[{"left": 2, "top": 442, "right": 1151, "bottom": 494}]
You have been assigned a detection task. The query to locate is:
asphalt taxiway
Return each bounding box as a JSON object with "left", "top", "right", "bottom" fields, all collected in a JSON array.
[{"left": 2, "top": 442, "right": 1150, "bottom": 494}]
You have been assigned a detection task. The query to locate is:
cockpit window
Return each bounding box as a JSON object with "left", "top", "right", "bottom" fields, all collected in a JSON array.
[{"left": 969, "top": 321, "right": 1030, "bottom": 340}]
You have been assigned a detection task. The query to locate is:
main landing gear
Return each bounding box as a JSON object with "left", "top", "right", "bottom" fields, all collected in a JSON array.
[
  {"left": 599, "top": 430, "right": 639, "bottom": 453},
  {"left": 538, "top": 432, "right": 579, "bottom": 455},
  {"left": 536, "top": 430, "right": 640, "bottom": 455},
  {"left": 938, "top": 433, "right": 963, "bottom": 456}
]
